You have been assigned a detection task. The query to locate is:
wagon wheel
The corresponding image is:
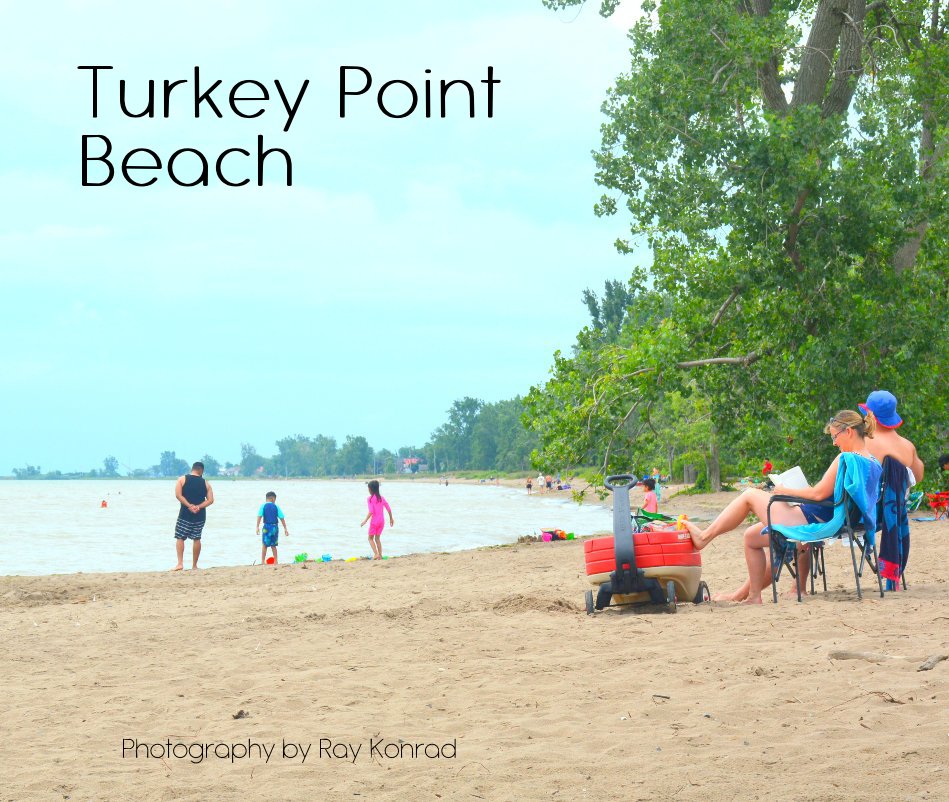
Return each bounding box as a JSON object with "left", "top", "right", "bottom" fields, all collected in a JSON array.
[
  {"left": 665, "top": 580, "right": 677, "bottom": 614},
  {"left": 693, "top": 581, "right": 711, "bottom": 605},
  {"left": 584, "top": 589, "right": 595, "bottom": 616}
]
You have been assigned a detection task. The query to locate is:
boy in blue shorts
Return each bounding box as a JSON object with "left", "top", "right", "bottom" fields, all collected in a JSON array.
[{"left": 256, "top": 491, "right": 289, "bottom": 565}]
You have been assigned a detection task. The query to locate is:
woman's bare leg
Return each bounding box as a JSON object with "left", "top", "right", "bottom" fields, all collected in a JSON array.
[
  {"left": 682, "top": 489, "right": 771, "bottom": 549},
  {"left": 781, "top": 546, "right": 811, "bottom": 599},
  {"left": 683, "top": 490, "right": 809, "bottom": 551},
  {"left": 743, "top": 525, "right": 774, "bottom": 604},
  {"left": 711, "top": 522, "right": 767, "bottom": 601}
]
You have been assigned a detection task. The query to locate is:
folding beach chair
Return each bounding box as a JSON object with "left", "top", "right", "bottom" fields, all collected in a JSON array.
[
  {"left": 632, "top": 508, "right": 675, "bottom": 532},
  {"left": 791, "top": 456, "right": 910, "bottom": 595},
  {"left": 907, "top": 491, "right": 924, "bottom": 512},
  {"left": 877, "top": 456, "right": 910, "bottom": 591},
  {"left": 767, "top": 458, "right": 884, "bottom": 603},
  {"left": 926, "top": 492, "right": 949, "bottom": 520}
]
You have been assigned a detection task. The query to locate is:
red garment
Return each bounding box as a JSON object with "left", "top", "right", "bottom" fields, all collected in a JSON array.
[{"left": 762, "top": 460, "right": 773, "bottom": 476}]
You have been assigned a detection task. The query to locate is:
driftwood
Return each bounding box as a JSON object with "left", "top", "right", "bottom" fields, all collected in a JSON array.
[
  {"left": 828, "top": 650, "right": 949, "bottom": 671},
  {"left": 917, "top": 654, "right": 949, "bottom": 672},
  {"left": 829, "top": 650, "right": 900, "bottom": 662}
]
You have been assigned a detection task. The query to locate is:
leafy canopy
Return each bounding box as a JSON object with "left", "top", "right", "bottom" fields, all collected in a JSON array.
[{"left": 531, "top": 0, "right": 947, "bottom": 480}]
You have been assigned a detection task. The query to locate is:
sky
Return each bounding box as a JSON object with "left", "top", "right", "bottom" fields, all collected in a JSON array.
[{"left": 0, "top": 0, "right": 648, "bottom": 473}]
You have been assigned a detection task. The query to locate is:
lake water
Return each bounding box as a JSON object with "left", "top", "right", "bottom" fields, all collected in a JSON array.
[{"left": 0, "top": 479, "right": 611, "bottom": 576}]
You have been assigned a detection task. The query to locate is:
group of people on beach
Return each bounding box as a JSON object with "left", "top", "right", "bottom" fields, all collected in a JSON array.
[
  {"left": 170, "top": 467, "right": 394, "bottom": 570},
  {"left": 167, "top": 388, "right": 933, "bottom": 595},
  {"left": 527, "top": 472, "right": 565, "bottom": 495},
  {"left": 681, "top": 390, "right": 925, "bottom": 604}
]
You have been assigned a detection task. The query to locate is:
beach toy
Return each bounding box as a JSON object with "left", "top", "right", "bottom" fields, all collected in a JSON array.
[
  {"left": 583, "top": 475, "right": 709, "bottom": 616},
  {"left": 566, "top": 533, "right": 575, "bottom": 540},
  {"left": 345, "top": 557, "right": 359, "bottom": 562},
  {"left": 541, "top": 532, "right": 553, "bottom": 542},
  {"left": 321, "top": 554, "right": 332, "bottom": 562},
  {"left": 294, "top": 553, "right": 308, "bottom": 563},
  {"left": 676, "top": 514, "right": 689, "bottom": 530},
  {"left": 266, "top": 557, "right": 276, "bottom": 565}
]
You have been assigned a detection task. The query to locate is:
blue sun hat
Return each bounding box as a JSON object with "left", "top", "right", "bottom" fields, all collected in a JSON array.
[{"left": 859, "top": 390, "right": 902, "bottom": 428}]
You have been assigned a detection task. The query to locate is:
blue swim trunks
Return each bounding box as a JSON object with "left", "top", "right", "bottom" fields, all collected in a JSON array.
[
  {"left": 262, "top": 523, "right": 279, "bottom": 547},
  {"left": 799, "top": 502, "right": 835, "bottom": 525}
]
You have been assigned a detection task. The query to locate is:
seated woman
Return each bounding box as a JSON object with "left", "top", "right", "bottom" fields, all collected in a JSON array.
[{"left": 683, "top": 410, "right": 881, "bottom": 603}]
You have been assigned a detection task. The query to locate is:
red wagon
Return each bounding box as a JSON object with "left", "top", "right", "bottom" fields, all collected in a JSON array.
[{"left": 584, "top": 475, "right": 709, "bottom": 614}]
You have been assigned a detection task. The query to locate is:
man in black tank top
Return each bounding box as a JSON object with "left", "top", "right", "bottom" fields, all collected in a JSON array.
[{"left": 172, "top": 461, "right": 215, "bottom": 570}]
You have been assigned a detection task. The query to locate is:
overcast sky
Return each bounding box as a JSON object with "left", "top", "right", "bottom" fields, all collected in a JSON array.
[{"left": 0, "top": 0, "right": 648, "bottom": 473}]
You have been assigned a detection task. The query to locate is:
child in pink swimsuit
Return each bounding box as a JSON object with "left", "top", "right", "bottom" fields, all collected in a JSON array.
[
  {"left": 642, "top": 478, "right": 659, "bottom": 513},
  {"left": 360, "top": 479, "right": 394, "bottom": 559}
]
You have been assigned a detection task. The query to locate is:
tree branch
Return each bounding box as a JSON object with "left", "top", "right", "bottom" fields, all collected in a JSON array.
[
  {"left": 600, "top": 397, "right": 643, "bottom": 478},
  {"left": 822, "top": 1, "right": 868, "bottom": 117},
  {"left": 783, "top": 189, "right": 811, "bottom": 271},
  {"left": 793, "top": 0, "right": 848, "bottom": 108},
  {"left": 710, "top": 286, "right": 743, "bottom": 329},
  {"left": 745, "top": 0, "right": 791, "bottom": 114},
  {"left": 675, "top": 353, "right": 762, "bottom": 368}
]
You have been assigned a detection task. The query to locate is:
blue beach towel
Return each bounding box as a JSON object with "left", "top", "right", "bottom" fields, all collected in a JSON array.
[
  {"left": 771, "top": 453, "right": 883, "bottom": 544},
  {"left": 878, "top": 457, "right": 910, "bottom": 590}
]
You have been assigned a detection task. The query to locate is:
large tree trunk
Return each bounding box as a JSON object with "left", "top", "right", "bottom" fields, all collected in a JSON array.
[{"left": 708, "top": 433, "right": 722, "bottom": 493}]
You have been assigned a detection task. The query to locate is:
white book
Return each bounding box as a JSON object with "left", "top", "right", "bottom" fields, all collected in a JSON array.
[{"left": 768, "top": 465, "right": 809, "bottom": 491}]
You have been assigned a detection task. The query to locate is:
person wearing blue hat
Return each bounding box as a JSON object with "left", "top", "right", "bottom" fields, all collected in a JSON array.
[
  {"left": 859, "top": 390, "right": 925, "bottom": 591},
  {"left": 859, "top": 390, "right": 924, "bottom": 484}
]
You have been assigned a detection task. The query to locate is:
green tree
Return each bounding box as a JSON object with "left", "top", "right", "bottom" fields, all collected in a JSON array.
[
  {"left": 275, "top": 435, "right": 318, "bottom": 476},
  {"left": 535, "top": 0, "right": 948, "bottom": 478},
  {"left": 102, "top": 456, "right": 119, "bottom": 477},
  {"left": 239, "top": 443, "right": 266, "bottom": 477},
  {"left": 12, "top": 464, "right": 42, "bottom": 478},
  {"left": 374, "top": 448, "right": 398, "bottom": 474},
  {"left": 336, "top": 435, "right": 372, "bottom": 475},
  {"left": 430, "top": 397, "right": 484, "bottom": 469},
  {"left": 158, "top": 451, "right": 189, "bottom": 478},
  {"left": 200, "top": 455, "right": 220, "bottom": 476},
  {"left": 470, "top": 398, "right": 538, "bottom": 471}
]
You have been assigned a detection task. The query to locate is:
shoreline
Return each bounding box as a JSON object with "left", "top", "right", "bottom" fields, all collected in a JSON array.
[
  {"left": 0, "top": 478, "right": 616, "bottom": 580},
  {"left": 0, "top": 480, "right": 735, "bottom": 581}
]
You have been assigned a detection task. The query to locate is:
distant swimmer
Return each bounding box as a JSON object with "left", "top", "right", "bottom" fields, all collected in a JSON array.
[
  {"left": 172, "top": 461, "right": 214, "bottom": 571},
  {"left": 100, "top": 499, "right": 108, "bottom": 508}
]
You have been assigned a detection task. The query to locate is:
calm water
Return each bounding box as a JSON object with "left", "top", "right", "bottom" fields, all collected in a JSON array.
[{"left": 0, "top": 479, "right": 610, "bottom": 576}]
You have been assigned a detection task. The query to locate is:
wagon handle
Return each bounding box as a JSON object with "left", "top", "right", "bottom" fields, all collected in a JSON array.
[{"left": 604, "top": 474, "right": 637, "bottom": 491}]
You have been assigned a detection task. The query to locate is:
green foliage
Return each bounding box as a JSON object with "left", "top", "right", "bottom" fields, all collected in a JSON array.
[
  {"left": 199, "top": 455, "right": 220, "bottom": 476},
  {"left": 430, "top": 397, "right": 537, "bottom": 472},
  {"left": 273, "top": 434, "right": 337, "bottom": 477},
  {"left": 158, "top": 451, "right": 189, "bottom": 478},
  {"left": 530, "top": 0, "right": 949, "bottom": 482},
  {"left": 336, "top": 435, "right": 372, "bottom": 476},
  {"left": 239, "top": 443, "right": 266, "bottom": 477},
  {"left": 12, "top": 464, "right": 42, "bottom": 478}
]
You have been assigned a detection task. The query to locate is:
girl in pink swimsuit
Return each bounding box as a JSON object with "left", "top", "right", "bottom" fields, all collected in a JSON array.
[{"left": 360, "top": 479, "right": 394, "bottom": 559}]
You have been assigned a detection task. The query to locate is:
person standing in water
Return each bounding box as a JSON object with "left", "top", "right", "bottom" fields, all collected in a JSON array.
[
  {"left": 256, "top": 491, "right": 290, "bottom": 565},
  {"left": 360, "top": 479, "right": 394, "bottom": 560},
  {"left": 172, "top": 462, "right": 214, "bottom": 571}
]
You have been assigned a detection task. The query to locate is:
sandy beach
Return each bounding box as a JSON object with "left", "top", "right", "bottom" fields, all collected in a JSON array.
[{"left": 2, "top": 487, "right": 947, "bottom": 802}]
